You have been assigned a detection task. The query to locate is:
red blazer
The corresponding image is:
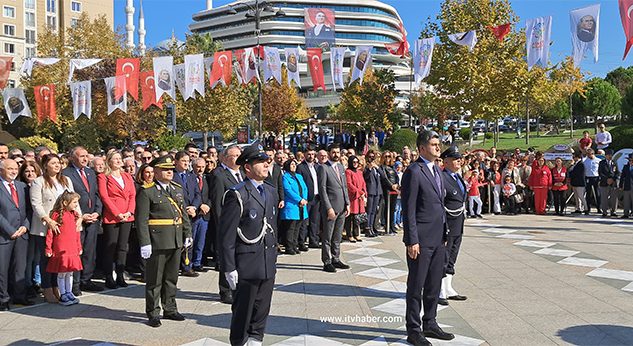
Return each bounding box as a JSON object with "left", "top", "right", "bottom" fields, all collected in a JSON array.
[
  {"left": 528, "top": 165, "right": 552, "bottom": 189},
  {"left": 345, "top": 168, "right": 367, "bottom": 214},
  {"left": 551, "top": 166, "right": 568, "bottom": 191},
  {"left": 97, "top": 172, "right": 136, "bottom": 224}
]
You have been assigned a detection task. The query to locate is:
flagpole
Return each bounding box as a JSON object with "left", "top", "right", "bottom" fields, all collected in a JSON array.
[{"left": 408, "top": 57, "right": 413, "bottom": 129}]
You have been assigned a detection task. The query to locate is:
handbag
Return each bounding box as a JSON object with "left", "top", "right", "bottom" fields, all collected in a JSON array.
[{"left": 354, "top": 213, "right": 368, "bottom": 228}]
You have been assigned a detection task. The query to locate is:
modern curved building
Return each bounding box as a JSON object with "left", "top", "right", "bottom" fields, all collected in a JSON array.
[{"left": 189, "top": 0, "right": 412, "bottom": 115}]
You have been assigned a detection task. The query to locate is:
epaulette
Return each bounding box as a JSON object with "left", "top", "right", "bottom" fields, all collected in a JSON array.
[
  {"left": 171, "top": 181, "right": 182, "bottom": 188},
  {"left": 143, "top": 182, "right": 155, "bottom": 189}
]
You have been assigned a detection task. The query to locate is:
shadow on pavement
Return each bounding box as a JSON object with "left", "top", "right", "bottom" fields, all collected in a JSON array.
[
  {"left": 557, "top": 325, "right": 633, "bottom": 346},
  {"left": 7, "top": 339, "right": 134, "bottom": 346},
  {"left": 274, "top": 282, "right": 403, "bottom": 299},
  {"left": 10, "top": 303, "right": 147, "bottom": 324}
]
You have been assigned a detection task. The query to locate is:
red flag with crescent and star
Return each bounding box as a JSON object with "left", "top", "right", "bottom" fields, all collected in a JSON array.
[
  {"left": 307, "top": 48, "right": 326, "bottom": 92},
  {"left": 34, "top": 84, "right": 57, "bottom": 123},
  {"left": 115, "top": 58, "right": 140, "bottom": 101},
  {"left": 209, "top": 51, "right": 233, "bottom": 88},
  {"left": 0, "top": 57, "right": 13, "bottom": 90},
  {"left": 140, "top": 71, "right": 163, "bottom": 110},
  {"left": 620, "top": 0, "right": 633, "bottom": 59},
  {"left": 488, "top": 23, "right": 511, "bottom": 42},
  {"left": 385, "top": 22, "right": 410, "bottom": 58}
]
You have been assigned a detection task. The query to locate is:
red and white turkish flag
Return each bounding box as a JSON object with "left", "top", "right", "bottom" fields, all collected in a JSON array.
[
  {"left": 115, "top": 58, "right": 140, "bottom": 101},
  {"left": 385, "top": 22, "right": 410, "bottom": 58},
  {"left": 0, "top": 57, "right": 13, "bottom": 90},
  {"left": 620, "top": 0, "right": 633, "bottom": 59},
  {"left": 34, "top": 84, "right": 57, "bottom": 123},
  {"left": 488, "top": 23, "right": 511, "bottom": 42},
  {"left": 307, "top": 48, "right": 326, "bottom": 92},
  {"left": 209, "top": 51, "right": 233, "bottom": 88},
  {"left": 140, "top": 71, "right": 163, "bottom": 111}
]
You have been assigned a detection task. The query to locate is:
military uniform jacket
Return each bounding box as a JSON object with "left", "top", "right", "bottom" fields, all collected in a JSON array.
[
  {"left": 136, "top": 181, "right": 192, "bottom": 250},
  {"left": 442, "top": 169, "right": 467, "bottom": 237},
  {"left": 220, "top": 180, "right": 278, "bottom": 280}
]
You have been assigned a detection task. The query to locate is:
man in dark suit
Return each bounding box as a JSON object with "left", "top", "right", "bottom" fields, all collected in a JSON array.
[
  {"left": 296, "top": 147, "right": 321, "bottom": 249},
  {"left": 318, "top": 144, "right": 350, "bottom": 273},
  {"left": 569, "top": 151, "right": 587, "bottom": 214},
  {"left": 402, "top": 131, "right": 454, "bottom": 345},
  {"left": 210, "top": 145, "right": 243, "bottom": 304},
  {"left": 191, "top": 157, "right": 211, "bottom": 272},
  {"left": 0, "top": 159, "right": 33, "bottom": 309},
  {"left": 63, "top": 146, "right": 104, "bottom": 294},
  {"left": 620, "top": 154, "right": 633, "bottom": 218},
  {"left": 438, "top": 147, "right": 468, "bottom": 306},
  {"left": 173, "top": 151, "right": 202, "bottom": 277},
  {"left": 363, "top": 150, "right": 381, "bottom": 238},
  {"left": 220, "top": 143, "right": 278, "bottom": 346},
  {"left": 598, "top": 149, "right": 619, "bottom": 218},
  {"left": 265, "top": 149, "right": 286, "bottom": 246}
]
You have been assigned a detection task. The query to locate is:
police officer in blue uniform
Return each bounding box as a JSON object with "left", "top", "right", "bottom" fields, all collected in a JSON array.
[
  {"left": 439, "top": 146, "right": 468, "bottom": 306},
  {"left": 219, "top": 142, "right": 279, "bottom": 346}
]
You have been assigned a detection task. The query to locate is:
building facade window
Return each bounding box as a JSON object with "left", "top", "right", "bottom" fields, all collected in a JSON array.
[
  {"left": 71, "top": 18, "right": 79, "bottom": 27},
  {"left": 25, "top": 47, "right": 36, "bottom": 58},
  {"left": 3, "top": 6, "right": 16, "bottom": 18},
  {"left": 3, "top": 24, "right": 16, "bottom": 36},
  {"left": 71, "top": 1, "right": 81, "bottom": 12},
  {"left": 25, "top": 12, "right": 36, "bottom": 27},
  {"left": 26, "top": 30, "right": 36, "bottom": 44},
  {"left": 47, "top": 15, "right": 56, "bottom": 28},
  {"left": 25, "top": 0, "right": 36, "bottom": 10},
  {"left": 10, "top": 62, "right": 15, "bottom": 71},
  {"left": 4, "top": 43, "right": 15, "bottom": 54},
  {"left": 46, "top": 0, "right": 56, "bottom": 13}
]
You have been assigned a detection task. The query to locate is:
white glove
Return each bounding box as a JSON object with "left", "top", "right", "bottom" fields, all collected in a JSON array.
[
  {"left": 140, "top": 245, "right": 152, "bottom": 259},
  {"left": 184, "top": 237, "right": 193, "bottom": 248},
  {"left": 225, "top": 270, "right": 238, "bottom": 290}
]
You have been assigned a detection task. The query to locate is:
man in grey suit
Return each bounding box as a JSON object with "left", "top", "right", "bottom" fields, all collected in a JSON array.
[
  {"left": 318, "top": 144, "right": 351, "bottom": 273},
  {"left": 0, "top": 159, "right": 33, "bottom": 310}
]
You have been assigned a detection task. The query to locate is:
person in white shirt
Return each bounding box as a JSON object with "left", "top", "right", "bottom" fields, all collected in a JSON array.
[
  {"left": 595, "top": 123, "right": 612, "bottom": 150},
  {"left": 583, "top": 149, "right": 602, "bottom": 214}
]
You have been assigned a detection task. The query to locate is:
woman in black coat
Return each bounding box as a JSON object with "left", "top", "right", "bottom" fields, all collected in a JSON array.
[{"left": 379, "top": 151, "right": 400, "bottom": 234}]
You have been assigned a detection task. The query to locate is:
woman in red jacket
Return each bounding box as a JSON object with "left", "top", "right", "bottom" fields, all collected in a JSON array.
[
  {"left": 345, "top": 156, "right": 368, "bottom": 242},
  {"left": 98, "top": 150, "right": 136, "bottom": 289},
  {"left": 551, "top": 158, "right": 568, "bottom": 216},
  {"left": 528, "top": 156, "right": 552, "bottom": 215}
]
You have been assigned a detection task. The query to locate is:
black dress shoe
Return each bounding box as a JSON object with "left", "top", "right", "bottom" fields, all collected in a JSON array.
[
  {"left": 423, "top": 326, "right": 455, "bottom": 340},
  {"left": 220, "top": 292, "right": 233, "bottom": 304},
  {"left": 438, "top": 298, "right": 449, "bottom": 306},
  {"left": 72, "top": 287, "right": 83, "bottom": 296},
  {"left": 12, "top": 298, "right": 35, "bottom": 306},
  {"left": 332, "top": 261, "right": 350, "bottom": 269},
  {"left": 448, "top": 295, "right": 468, "bottom": 301},
  {"left": 105, "top": 277, "right": 118, "bottom": 289},
  {"left": 406, "top": 332, "right": 432, "bottom": 346},
  {"left": 299, "top": 245, "right": 309, "bottom": 252},
  {"left": 181, "top": 270, "right": 200, "bottom": 277},
  {"left": 163, "top": 312, "right": 185, "bottom": 321},
  {"left": 116, "top": 275, "right": 128, "bottom": 287},
  {"left": 0, "top": 302, "right": 10, "bottom": 311},
  {"left": 308, "top": 243, "right": 320, "bottom": 249},
  {"left": 80, "top": 281, "right": 104, "bottom": 292},
  {"left": 193, "top": 266, "right": 209, "bottom": 272},
  {"left": 323, "top": 264, "right": 337, "bottom": 273},
  {"left": 148, "top": 317, "right": 161, "bottom": 328},
  {"left": 285, "top": 249, "right": 297, "bottom": 255}
]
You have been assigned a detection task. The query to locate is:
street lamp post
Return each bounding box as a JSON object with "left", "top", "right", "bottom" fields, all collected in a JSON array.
[{"left": 229, "top": 1, "right": 284, "bottom": 140}]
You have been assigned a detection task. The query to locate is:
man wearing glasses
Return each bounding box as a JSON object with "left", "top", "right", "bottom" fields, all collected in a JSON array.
[{"left": 134, "top": 145, "right": 146, "bottom": 169}]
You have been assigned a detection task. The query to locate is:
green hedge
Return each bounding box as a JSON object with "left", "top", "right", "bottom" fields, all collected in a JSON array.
[
  {"left": 383, "top": 129, "right": 417, "bottom": 152},
  {"left": 610, "top": 125, "right": 633, "bottom": 151},
  {"left": 459, "top": 127, "right": 472, "bottom": 140}
]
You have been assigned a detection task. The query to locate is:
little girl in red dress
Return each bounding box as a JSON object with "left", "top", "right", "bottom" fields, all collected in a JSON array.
[{"left": 46, "top": 191, "right": 83, "bottom": 306}]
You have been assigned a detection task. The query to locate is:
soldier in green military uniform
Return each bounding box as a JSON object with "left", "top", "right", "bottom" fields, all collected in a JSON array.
[{"left": 136, "top": 155, "right": 193, "bottom": 328}]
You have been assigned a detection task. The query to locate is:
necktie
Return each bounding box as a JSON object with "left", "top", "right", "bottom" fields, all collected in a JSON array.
[
  {"left": 257, "top": 184, "right": 265, "bottom": 201},
  {"left": 333, "top": 163, "right": 341, "bottom": 182},
  {"left": 454, "top": 173, "right": 465, "bottom": 194},
  {"left": 180, "top": 172, "right": 186, "bottom": 184},
  {"left": 198, "top": 176, "right": 203, "bottom": 191},
  {"left": 9, "top": 182, "right": 19, "bottom": 207},
  {"left": 80, "top": 168, "right": 90, "bottom": 192},
  {"left": 236, "top": 172, "right": 242, "bottom": 183},
  {"left": 433, "top": 166, "right": 442, "bottom": 193}
]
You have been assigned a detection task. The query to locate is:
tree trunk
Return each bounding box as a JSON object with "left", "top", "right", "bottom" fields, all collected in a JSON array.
[{"left": 203, "top": 131, "right": 208, "bottom": 151}]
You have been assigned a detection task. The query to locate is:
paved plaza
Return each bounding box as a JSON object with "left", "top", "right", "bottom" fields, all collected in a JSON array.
[{"left": 1, "top": 214, "right": 633, "bottom": 345}]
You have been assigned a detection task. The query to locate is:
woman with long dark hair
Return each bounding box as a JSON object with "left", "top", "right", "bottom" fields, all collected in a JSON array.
[
  {"left": 280, "top": 159, "right": 308, "bottom": 255},
  {"left": 345, "top": 156, "right": 367, "bottom": 242},
  {"left": 551, "top": 158, "right": 568, "bottom": 215},
  {"left": 379, "top": 152, "right": 399, "bottom": 234}
]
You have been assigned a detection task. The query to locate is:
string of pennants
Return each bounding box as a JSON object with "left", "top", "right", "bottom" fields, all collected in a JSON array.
[{"left": 0, "top": 44, "right": 375, "bottom": 124}]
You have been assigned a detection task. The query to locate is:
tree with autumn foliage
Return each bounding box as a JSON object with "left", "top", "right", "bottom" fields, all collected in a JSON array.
[
  {"left": 336, "top": 69, "right": 399, "bottom": 129},
  {"left": 261, "top": 68, "right": 312, "bottom": 135}
]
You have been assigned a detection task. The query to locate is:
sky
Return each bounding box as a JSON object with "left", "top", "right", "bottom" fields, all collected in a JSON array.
[{"left": 114, "top": 0, "right": 633, "bottom": 78}]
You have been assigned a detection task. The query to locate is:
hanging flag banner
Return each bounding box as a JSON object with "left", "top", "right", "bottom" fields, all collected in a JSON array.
[
  {"left": 70, "top": 80, "right": 92, "bottom": 119},
  {"left": 307, "top": 48, "right": 326, "bottom": 91},
  {"left": 2, "top": 88, "right": 32, "bottom": 123},
  {"left": 526, "top": 16, "right": 553, "bottom": 70},
  {"left": 263, "top": 47, "right": 282, "bottom": 85},
  {"left": 571, "top": 5, "right": 599, "bottom": 66},
  {"left": 448, "top": 31, "right": 478, "bottom": 51},
  {"left": 68, "top": 58, "right": 102, "bottom": 84},
  {"left": 350, "top": 46, "right": 372, "bottom": 85},
  {"left": 203, "top": 57, "right": 214, "bottom": 82},
  {"left": 385, "top": 22, "right": 410, "bottom": 58},
  {"left": 330, "top": 47, "right": 346, "bottom": 90},
  {"left": 304, "top": 8, "right": 336, "bottom": 50},
  {"left": 153, "top": 56, "right": 175, "bottom": 100},
  {"left": 620, "top": 0, "right": 633, "bottom": 59},
  {"left": 20, "top": 58, "right": 60, "bottom": 77},
  {"left": 210, "top": 51, "right": 233, "bottom": 88},
  {"left": 141, "top": 71, "right": 163, "bottom": 110},
  {"left": 285, "top": 48, "right": 301, "bottom": 88},
  {"left": 488, "top": 24, "right": 512, "bottom": 42},
  {"left": 34, "top": 84, "right": 57, "bottom": 123},
  {"left": 413, "top": 38, "right": 435, "bottom": 88},
  {"left": 0, "top": 57, "right": 13, "bottom": 89},
  {"left": 244, "top": 47, "right": 260, "bottom": 84},
  {"left": 104, "top": 76, "right": 128, "bottom": 115},
  {"left": 173, "top": 64, "right": 186, "bottom": 97},
  {"left": 185, "top": 53, "right": 205, "bottom": 99},
  {"left": 115, "top": 58, "right": 140, "bottom": 101},
  {"left": 233, "top": 49, "right": 247, "bottom": 85}
]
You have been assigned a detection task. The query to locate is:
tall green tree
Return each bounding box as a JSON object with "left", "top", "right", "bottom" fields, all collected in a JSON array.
[
  {"left": 584, "top": 78, "right": 622, "bottom": 121},
  {"left": 605, "top": 66, "right": 633, "bottom": 97},
  {"left": 262, "top": 69, "right": 312, "bottom": 135}
]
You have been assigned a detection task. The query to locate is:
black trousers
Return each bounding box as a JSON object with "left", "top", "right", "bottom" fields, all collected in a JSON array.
[
  {"left": 145, "top": 248, "right": 181, "bottom": 318},
  {"left": 73, "top": 221, "right": 100, "bottom": 289},
  {"left": 101, "top": 222, "right": 132, "bottom": 274},
  {"left": 35, "top": 235, "right": 56, "bottom": 289},
  {"left": 444, "top": 236, "right": 462, "bottom": 276},
  {"left": 366, "top": 194, "right": 381, "bottom": 232},
  {"left": 230, "top": 277, "right": 275, "bottom": 346},
  {"left": 552, "top": 190, "right": 566, "bottom": 214},
  {"left": 282, "top": 219, "right": 301, "bottom": 251},
  {"left": 405, "top": 245, "right": 445, "bottom": 334},
  {"left": 299, "top": 196, "right": 321, "bottom": 246},
  {"left": 346, "top": 214, "right": 361, "bottom": 239},
  {"left": 0, "top": 237, "right": 28, "bottom": 303},
  {"left": 383, "top": 192, "right": 397, "bottom": 232},
  {"left": 586, "top": 177, "right": 601, "bottom": 212},
  {"left": 125, "top": 223, "right": 145, "bottom": 275}
]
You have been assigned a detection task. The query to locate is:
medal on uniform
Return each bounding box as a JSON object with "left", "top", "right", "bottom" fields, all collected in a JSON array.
[{"left": 249, "top": 209, "right": 257, "bottom": 219}]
